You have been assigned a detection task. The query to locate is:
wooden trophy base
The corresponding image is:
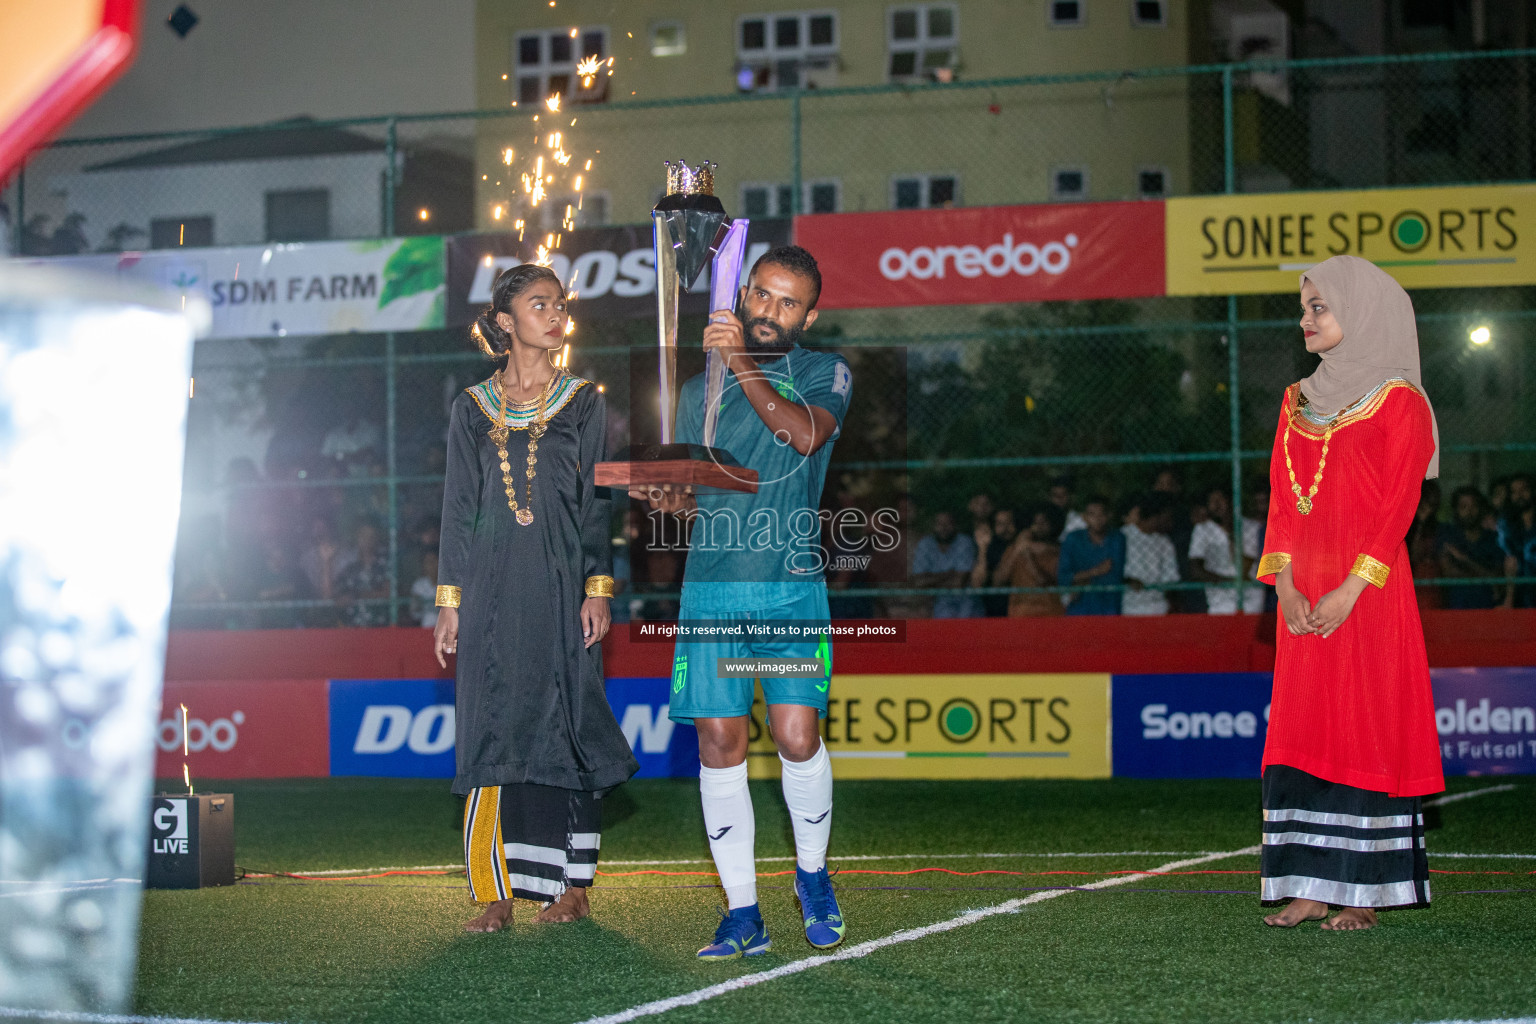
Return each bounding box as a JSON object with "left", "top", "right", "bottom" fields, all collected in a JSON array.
[{"left": 596, "top": 443, "right": 759, "bottom": 494}]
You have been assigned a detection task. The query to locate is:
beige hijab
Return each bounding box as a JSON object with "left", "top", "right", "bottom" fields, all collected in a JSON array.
[{"left": 1299, "top": 255, "right": 1440, "bottom": 479}]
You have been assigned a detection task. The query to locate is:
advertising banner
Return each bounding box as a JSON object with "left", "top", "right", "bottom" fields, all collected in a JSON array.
[
  {"left": 1165, "top": 184, "right": 1536, "bottom": 295},
  {"left": 32, "top": 236, "right": 446, "bottom": 339},
  {"left": 792, "top": 202, "right": 1165, "bottom": 309},
  {"left": 324, "top": 677, "right": 702, "bottom": 779},
  {"left": 606, "top": 677, "right": 700, "bottom": 778},
  {"left": 1111, "top": 673, "right": 1272, "bottom": 779},
  {"left": 1113, "top": 667, "right": 1536, "bottom": 779},
  {"left": 156, "top": 679, "right": 329, "bottom": 779},
  {"left": 444, "top": 219, "right": 792, "bottom": 324},
  {"left": 1431, "top": 667, "right": 1536, "bottom": 776},
  {"left": 328, "top": 678, "right": 456, "bottom": 778},
  {"left": 747, "top": 673, "right": 1112, "bottom": 780}
]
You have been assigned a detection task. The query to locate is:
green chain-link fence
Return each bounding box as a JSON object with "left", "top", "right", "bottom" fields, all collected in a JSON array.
[{"left": 4, "top": 48, "right": 1533, "bottom": 625}]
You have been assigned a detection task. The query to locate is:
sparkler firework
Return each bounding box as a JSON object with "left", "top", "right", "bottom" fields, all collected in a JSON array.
[{"left": 487, "top": 42, "right": 615, "bottom": 292}]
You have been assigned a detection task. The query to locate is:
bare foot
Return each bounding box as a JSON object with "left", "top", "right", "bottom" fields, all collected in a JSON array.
[
  {"left": 463, "top": 898, "right": 514, "bottom": 933},
  {"left": 1321, "top": 907, "right": 1378, "bottom": 931},
  {"left": 534, "top": 886, "right": 590, "bottom": 924},
  {"left": 1263, "top": 898, "right": 1330, "bottom": 927}
]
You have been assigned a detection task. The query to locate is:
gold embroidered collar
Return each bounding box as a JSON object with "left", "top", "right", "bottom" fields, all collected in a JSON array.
[{"left": 1286, "top": 378, "right": 1420, "bottom": 439}]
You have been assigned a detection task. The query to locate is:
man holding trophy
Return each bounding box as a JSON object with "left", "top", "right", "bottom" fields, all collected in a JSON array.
[{"left": 614, "top": 166, "right": 851, "bottom": 959}]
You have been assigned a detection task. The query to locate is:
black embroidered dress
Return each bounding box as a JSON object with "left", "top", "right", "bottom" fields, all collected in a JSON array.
[{"left": 438, "top": 372, "right": 637, "bottom": 902}]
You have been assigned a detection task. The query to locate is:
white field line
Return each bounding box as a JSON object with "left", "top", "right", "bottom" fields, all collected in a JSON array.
[
  {"left": 2, "top": 1007, "right": 1530, "bottom": 1024},
  {"left": 603, "top": 850, "right": 1218, "bottom": 867},
  {"left": 0, "top": 1009, "right": 272, "bottom": 1024},
  {"left": 1425, "top": 784, "right": 1519, "bottom": 807},
  {"left": 574, "top": 845, "right": 1262, "bottom": 1024},
  {"left": 241, "top": 852, "right": 1223, "bottom": 876}
]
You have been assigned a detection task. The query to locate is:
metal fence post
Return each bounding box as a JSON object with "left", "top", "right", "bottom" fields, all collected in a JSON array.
[
  {"left": 1222, "top": 64, "right": 1246, "bottom": 612},
  {"left": 385, "top": 331, "right": 400, "bottom": 626},
  {"left": 790, "top": 90, "right": 802, "bottom": 214},
  {"left": 383, "top": 118, "right": 397, "bottom": 238},
  {"left": 13, "top": 164, "right": 24, "bottom": 255},
  {"left": 1221, "top": 66, "right": 1236, "bottom": 194}
]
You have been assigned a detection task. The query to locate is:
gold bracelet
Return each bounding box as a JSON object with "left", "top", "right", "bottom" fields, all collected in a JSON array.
[
  {"left": 584, "top": 575, "right": 615, "bottom": 598},
  {"left": 1256, "top": 552, "right": 1291, "bottom": 579},
  {"left": 435, "top": 585, "right": 462, "bottom": 608},
  {"left": 1350, "top": 554, "right": 1390, "bottom": 589}
]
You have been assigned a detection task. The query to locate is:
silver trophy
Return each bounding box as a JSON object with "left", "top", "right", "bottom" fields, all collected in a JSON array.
[{"left": 597, "top": 160, "right": 758, "bottom": 493}]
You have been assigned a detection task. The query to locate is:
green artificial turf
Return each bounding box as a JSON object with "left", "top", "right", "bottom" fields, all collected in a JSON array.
[{"left": 133, "top": 777, "right": 1536, "bottom": 1024}]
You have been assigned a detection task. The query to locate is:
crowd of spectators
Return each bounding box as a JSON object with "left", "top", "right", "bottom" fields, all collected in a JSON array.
[
  {"left": 173, "top": 447, "right": 1536, "bottom": 628},
  {"left": 884, "top": 469, "right": 1536, "bottom": 619},
  {"left": 1406, "top": 473, "right": 1535, "bottom": 610}
]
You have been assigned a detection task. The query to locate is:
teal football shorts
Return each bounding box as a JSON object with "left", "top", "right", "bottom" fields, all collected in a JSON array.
[{"left": 666, "top": 584, "right": 832, "bottom": 724}]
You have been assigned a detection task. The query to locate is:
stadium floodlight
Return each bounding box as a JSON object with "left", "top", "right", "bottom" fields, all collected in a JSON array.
[{"left": 1469, "top": 325, "right": 1492, "bottom": 346}]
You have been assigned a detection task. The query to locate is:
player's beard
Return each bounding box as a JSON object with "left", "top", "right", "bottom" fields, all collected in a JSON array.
[{"left": 743, "top": 315, "right": 805, "bottom": 361}]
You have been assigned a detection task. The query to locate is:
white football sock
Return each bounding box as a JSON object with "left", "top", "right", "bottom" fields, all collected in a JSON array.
[
  {"left": 779, "top": 741, "right": 833, "bottom": 873},
  {"left": 699, "top": 761, "right": 757, "bottom": 910}
]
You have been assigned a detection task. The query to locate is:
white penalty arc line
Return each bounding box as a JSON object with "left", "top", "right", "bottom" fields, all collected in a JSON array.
[
  {"left": 575, "top": 845, "right": 1262, "bottom": 1024},
  {"left": 1424, "top": 784, "right": 1519, "bottom": 807}
]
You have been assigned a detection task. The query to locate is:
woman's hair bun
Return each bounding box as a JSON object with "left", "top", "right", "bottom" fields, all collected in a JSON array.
[{"left": 473, "top": 311, "right": 511, "bottom": 356}]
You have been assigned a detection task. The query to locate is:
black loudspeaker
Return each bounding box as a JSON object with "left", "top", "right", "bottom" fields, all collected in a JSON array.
[{"left": 146, "top": 793, "right": 235, "bottom": 889}]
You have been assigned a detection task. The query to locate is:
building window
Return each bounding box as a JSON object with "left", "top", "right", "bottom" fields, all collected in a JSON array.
[
  {"left": 650, "top": 21, "right": 686, "bottom": 56},
  {"left": 1132, "top": 0, "right": 1165, "bottom": 26},
  {"left": 739, "top": 179, "right": 839, "bottom": 216},
  {"left": 741, "top": 182, "right": 796, "bottom": 217},
  {"left": 1049, "top": 1, "right": 1085, "bottom": 27},
  {"left": 736, "top": 11, "right": 838, "bottom": 91},
  {"left": 888, "top": 4, "right": 959, "bottom": 82},
  {"left": 514, "top": 27, "right": 608, "bottom": 106},
  {"left": 1136, "top": 167, "right": 1167, "bottom": 198},
  {"left": 149, "top": 216, "right": 213, "bottom": 249},
  {"left": 264, "top": 189, "right": 330, "bottom": 242},
  {"left": 1050, "top": 166, "right": 1088, "bottom": 201},
  {"left": 891, "top": 174, "right": 958, "bottom": 210},
  {"left": 805, "top": 179, "right": 839, "bottom": 214}
]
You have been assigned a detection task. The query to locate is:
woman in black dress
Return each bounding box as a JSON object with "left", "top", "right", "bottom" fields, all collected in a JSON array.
[{"left": 433, "top": 264, "right": 637, "bottom": 931}]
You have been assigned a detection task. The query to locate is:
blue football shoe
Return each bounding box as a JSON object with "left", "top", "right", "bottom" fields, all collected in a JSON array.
[
  {"left": 794, "top": 866, "right": 846, "bottom": 950},
  {"left": 697, "top": 905, "right": 772, "bottom": 960}
]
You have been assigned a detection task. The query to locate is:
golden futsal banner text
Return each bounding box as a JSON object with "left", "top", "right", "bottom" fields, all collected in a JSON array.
[
  {"left": 744, "top": 674, "right": 1111, "bottom": 780},
  {"left": 1165, "top": 184, "right": 1536, "bottom": 295}
]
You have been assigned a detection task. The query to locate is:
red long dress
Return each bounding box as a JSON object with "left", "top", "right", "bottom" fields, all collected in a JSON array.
[{"left": 1255, "top": 380, "right": 1445, "bottom": 798}]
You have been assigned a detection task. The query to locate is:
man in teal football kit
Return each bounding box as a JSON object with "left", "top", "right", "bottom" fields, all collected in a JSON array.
[{"left": 633, "top": 246, "right": 851, "bottom": 959}]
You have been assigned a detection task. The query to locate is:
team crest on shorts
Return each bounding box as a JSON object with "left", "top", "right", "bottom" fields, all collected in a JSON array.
[{"left": 672, "top": 654, "right": 688, "bottom": 694}]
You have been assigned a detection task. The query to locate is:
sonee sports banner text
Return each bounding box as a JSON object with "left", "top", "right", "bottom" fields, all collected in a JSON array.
[{"left": 1164, "top": 184, "right": 1536, "bottom": 295}]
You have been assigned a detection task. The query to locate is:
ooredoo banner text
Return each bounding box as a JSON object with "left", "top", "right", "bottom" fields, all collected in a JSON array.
[
  {"left": 156, "top": 679, "right": 329, "bottom": 779},
  {"left": 792, "top": 201, "right": 1166, "bottom": 308}
]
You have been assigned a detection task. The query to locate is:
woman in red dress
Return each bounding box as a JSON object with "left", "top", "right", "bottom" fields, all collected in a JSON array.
[{"left": 1254, "top": 255, "right": 1444, "bottom": 931}]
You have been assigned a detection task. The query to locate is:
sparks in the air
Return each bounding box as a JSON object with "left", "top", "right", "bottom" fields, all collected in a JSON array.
[
  {"left": 545, "top": 93, "right": 562, "bottom": 113},
  {"left": 577, "top": 55, "right": 602, "bottom": 88}
]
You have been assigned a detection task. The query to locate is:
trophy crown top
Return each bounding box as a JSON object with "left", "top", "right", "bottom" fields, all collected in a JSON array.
[{"left": 664, "top": 159, "right": 716, "bottom": 197}]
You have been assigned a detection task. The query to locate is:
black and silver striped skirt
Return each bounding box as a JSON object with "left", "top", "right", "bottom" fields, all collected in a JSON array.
[
  {"left": 464, "top": 783, "right": 601, "bottom": 903},
  {"left": 1261, "top": 764, "right": 1430, "bottom": 909}
]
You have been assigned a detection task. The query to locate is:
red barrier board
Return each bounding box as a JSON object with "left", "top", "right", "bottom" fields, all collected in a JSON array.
[
  {"left": 164, "top": 609, "right": 1536, "bottom": 685},
  {"left": 156, "top": 679, "right": 330, "bottom": 779},
  {"left": 793, "top": 201, "right": 1166, "bottom": 309}
]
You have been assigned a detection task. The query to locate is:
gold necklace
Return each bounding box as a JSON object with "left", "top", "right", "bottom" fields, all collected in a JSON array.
[
  {"left": 490, "top": 369, "right": 559, "bottom": 526},
  {"left": 1282, "top": 410, "right": 1336, "bottom": 515}
]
